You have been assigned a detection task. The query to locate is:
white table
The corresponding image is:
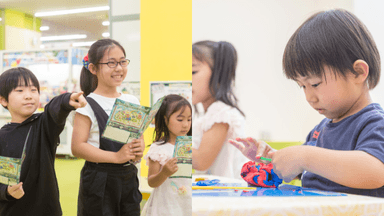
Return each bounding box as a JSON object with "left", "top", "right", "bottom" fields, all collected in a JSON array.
[{"left": 192, "top": 175, "right": 384, "bottom": 216}]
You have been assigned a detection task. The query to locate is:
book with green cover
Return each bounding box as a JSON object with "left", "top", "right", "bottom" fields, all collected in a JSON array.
[
  {"left": 170, "top": 136, "right": 192, "bottom": 178},
  {"left": 102, "top": 97, "right": 165, "bottom": 144},
  {"left": 0, "top": 127, "right": 31, "bottom": 185}
]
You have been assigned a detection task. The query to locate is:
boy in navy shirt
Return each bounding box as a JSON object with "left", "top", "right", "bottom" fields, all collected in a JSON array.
[
  {"left": 0, "top": 67, "right": 86, "bottom": 215},
  {"left": 231, "top": 9, "right": 384, "bottom": 197}
]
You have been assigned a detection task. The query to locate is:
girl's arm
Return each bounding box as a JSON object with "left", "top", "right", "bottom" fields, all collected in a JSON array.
[
  {"left": 192, "top": 122, "right": 229, "bottom": 171},
  {"left": 147, "top": 158, "right": 178, "bottom": 188},
  {"left": 71, "top": 112, "right": 135, "bottom": 163},
  {"left": 272, "top": 145, "right": 384, "bottom": 189}
]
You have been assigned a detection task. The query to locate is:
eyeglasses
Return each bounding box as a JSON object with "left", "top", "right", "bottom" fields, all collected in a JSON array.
[{"left": 99, "top": 59, "right": 130, "bottom": 68}]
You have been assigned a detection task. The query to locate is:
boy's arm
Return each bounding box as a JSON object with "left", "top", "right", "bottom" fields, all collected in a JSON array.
[
  {"left": 272, "top": 145, "right": 384, "bottom": 189},
  {"left": 0, "top": 184, "right": 15, "bottom": 201},
  {"left": 44, "top": 92, "right": 86, "bottom": 127},
  {"left": 192, "top": 122, "right": 229, "bottom": 171}
]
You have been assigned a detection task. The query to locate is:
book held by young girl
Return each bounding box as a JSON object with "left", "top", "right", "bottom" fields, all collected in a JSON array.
[{"left": 171, "top": 136, "right": 192, "bottom": 178}]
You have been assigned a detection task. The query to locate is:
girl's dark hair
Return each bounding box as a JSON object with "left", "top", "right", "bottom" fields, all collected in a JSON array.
[
  {"left": 192, "top": 40, "right": 244, "bottom": 116},
  {"left": 283, "top": 9, "right": 380, "bottom": 89},
  {"left": 154, "top": 94, "right": 192, "bottom": 144},
  {"left": 80, "top": 39, "right": 126, "bottom": 96},
  {"left": 0, "top": 67, "right": 40, "bottom": 109}
]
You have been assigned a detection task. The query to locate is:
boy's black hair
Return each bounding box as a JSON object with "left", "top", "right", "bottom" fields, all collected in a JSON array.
[
  {"left": 154, "top": 94, "right": 192, "bottom": 145},
  {"left": 0, "top": 67, "right": 40, "bottom": 109},
  {"left": 283, "top": 9, "right": 380, "bottom": 89},
  {"left": 80, "top": 39, "right": 126, "bottom": 96},
  {"left": 193, "top": 40, "right": 245, "bottom": 116}
]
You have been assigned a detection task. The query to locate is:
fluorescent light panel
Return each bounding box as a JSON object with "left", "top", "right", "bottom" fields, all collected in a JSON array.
[
  {"left": 72, "top": 41, "right": 96, "bottom": 47},
  {"left": 40, "top": 26, "right": 49, "bottom": 31},
  {"left": 102, "top": 21, "right": 110, "bottom": 26},
  {"left": 102, "top": 32, "right": 110, "bottom": 37},
  {"left": 40, "top": 34, "right": 87, "bottom": 41},
  {"left": 35, "top": 6, "right": 109, "bottom": 17}
]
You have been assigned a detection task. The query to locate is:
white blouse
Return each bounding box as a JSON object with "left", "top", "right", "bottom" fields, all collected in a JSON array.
[{"left": 193, "top": 101, "right": 248, "bottom": 179}]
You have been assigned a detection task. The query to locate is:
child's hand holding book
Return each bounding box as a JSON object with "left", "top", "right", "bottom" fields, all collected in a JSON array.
[
  {"left": 161, "top": 158, "right": 179, "bottom": 177},
  {"left": 115, "top": 144, "right": 136, "bottom": 164},
  {"left": 7, "top": 182, "right": 24, "bottom": 199},
  {"left": 128, "top": 138, "right": 144, "bottom": 162}
]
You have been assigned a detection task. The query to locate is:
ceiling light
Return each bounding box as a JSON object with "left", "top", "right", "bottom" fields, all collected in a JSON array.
[
  {"left": 102, "top": 21, "right": 110, "bottom": 26},
  {"left": 102, "top": 32, "right": 110, "bottom": 38},
  {"left": 35, "top": 6, "right": 109, "bottom": 17},
  {"left": 40, "top": 26, "right": 49, "bottom": 31},
  {"left": 72, "top": 41, "right": 96, "bottom": 47},
  {"left": 40, "top": 34, "right": 87, "bottom": 41}
]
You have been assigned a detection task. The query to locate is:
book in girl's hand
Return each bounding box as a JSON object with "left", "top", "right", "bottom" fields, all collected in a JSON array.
[
  {"left": 102, "top": 96, "right": 165, "bottom": 144},
  {"left": 170, "top": 136, "right": 192, "bottom": 178}
]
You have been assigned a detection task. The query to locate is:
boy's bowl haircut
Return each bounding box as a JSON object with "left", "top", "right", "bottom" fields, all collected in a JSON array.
[
  {"left": 0, "top": 67, "right": 40, "bottom": 109},
  {"left": 282, "top": 9, "right": 380, "bottom": 89}
]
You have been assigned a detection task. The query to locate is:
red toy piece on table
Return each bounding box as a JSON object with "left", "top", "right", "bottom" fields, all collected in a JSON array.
[{"left": 241, "top": 161, "right": 283, "bottom": 188}]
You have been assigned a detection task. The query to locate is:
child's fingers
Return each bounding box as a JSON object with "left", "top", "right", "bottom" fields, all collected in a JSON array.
[
  {"left": 126, "top": 139, "right": 141, "bottom": 145},
  {"left": 77, "top": 94, "right": 87, "bottom": 107},
  {"left": 228, "top": 139, "right": 244, "bottom": 151},
  {"left": 235, "top": 137, "right": 251, "bottom": 148},
  {"left": 267, "top": 151, "right": 276, "bottom": 158},
  {"left": 246, "top": 137, "right": 258, "bottom": 145},
  {"left": 255, "top": 141, "right": 266, "bottom": 157},
  {"left": 69, "top": 92, "right": 87, "bottom": 108},
  {"left": 8, "top": 182, "right": 23, "bottom": 193}
]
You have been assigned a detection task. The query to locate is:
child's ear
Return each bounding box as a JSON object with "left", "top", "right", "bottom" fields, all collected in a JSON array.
[
  {"left": 352, "top": 59, "right": 369, "bottom": 83},
  {"left": 164, "top": 116, "right": 168, "bottom": 125},
  {"left": 0, "top": 96, "right": 8, "bottom": 108},
  {"left": 88, "top": 63, "right": 97, "bottom": 75}
]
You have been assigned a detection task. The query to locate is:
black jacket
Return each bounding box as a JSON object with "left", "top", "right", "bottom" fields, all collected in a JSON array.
[{"left": 0, "top": 93, "right": 74, "bottom": 216}]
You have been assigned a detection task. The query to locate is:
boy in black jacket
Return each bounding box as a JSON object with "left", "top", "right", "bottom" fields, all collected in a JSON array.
[{"left": 0, "top": 67, "right": 86, "bottom": 215}]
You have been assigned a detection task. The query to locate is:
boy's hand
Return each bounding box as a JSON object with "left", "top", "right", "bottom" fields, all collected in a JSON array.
[
  {"left": 160, "top": 158, "right": 178, "bottom": 177},
  {"left": 115, "top": 144, "right": 135, "bottom": 164},
  {"left": 271, "top": 146, "right": 305, "bottom": 182},
  {"left": 229, "top": 137, "right": 276, "bottom": 162},
  {"left": 128, "top": 139, "right": 144, "bottom": 162},
  {"left": 69, "top": 92, "right": 87, "bottom": 109},
  {"left": 7, "top": 182, "right": 24, "bottom": 199}
]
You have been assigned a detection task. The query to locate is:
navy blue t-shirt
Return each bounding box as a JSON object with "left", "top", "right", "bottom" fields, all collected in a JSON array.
[{"left": 302, "top": 103, "right": 384, "bottom": 197}]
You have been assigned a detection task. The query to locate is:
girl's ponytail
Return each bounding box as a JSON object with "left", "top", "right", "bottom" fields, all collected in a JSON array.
[
  {"left": 80, "top": 66, "right": 97, "bottom": 97},
  {"left": 212, "top": 41, "right": 244, "bottom": 116}
]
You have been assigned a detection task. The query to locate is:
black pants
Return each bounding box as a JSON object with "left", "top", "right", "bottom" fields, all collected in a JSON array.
[{"left": 77, "top": 161, "right": 142, "bottom": 216}]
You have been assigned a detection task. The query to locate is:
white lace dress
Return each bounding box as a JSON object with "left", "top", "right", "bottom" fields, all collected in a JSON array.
[
  {"left": 141, "top": 142, "right": 192, "bottom": 216},
  {"left": 193, "top": 101, "right": 248, "bottom": 179}
]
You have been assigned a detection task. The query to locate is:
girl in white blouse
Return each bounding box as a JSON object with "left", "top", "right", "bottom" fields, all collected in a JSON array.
[
  {"left": 192, "top": 40, "right": 248, "bottom": 179},
  {"left": 142, "top": 94, "right": 192, "bottom": 216}
]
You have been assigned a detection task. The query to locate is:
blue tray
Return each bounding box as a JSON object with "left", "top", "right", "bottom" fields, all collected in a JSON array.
[{"left": 192, "top": 184, "right": 346, "bottom": 197}]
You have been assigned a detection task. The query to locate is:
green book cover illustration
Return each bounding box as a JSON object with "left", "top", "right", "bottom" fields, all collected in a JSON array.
[
  {"left": 0, "top": 127, "right": 31, "bottom": 186},
  {"left": 170, "top": 136, "right": 192, "bottom": 179},
  {"left": 102, "top": 96, "right": 165, "bottom": 144}
]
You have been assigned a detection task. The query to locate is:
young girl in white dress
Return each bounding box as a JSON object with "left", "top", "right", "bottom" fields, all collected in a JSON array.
[
  {"left": 192, "top": 40, "right": 248, "bottom": 179},
  {"left": 142, "top": 94, "right": 192, "bottom": 216}
]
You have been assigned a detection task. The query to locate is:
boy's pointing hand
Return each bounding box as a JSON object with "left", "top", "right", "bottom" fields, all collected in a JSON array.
[{"left": 70, "top": 91, "right": 87, "bottom": 109}]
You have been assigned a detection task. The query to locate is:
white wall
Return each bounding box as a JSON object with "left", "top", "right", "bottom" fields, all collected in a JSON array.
[
  {"left": 354, "top": 0, "right": 384, "bottom": 108},
  {"left": 110, "top": 0, "right": 141, "bottom": 82},
  {"left": 193, "top": 0, "right": 354, "bottom": 141},
  {"left": 6, "top": 26, "right": 41, "bottom": 50}
]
